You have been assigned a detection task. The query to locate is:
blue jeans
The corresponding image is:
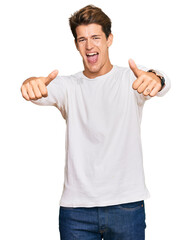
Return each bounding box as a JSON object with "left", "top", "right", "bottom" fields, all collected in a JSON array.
[{"left": 59, "top": 200, "right": 146, "bottom": 240}]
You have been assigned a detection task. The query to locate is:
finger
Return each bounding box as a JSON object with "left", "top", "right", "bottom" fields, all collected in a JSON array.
[
  {"left": 148, "top": 83, "right": 162, "bottom": 97},
  {"left": 128, "top": 58, "right": 143, "bottom": 78},
  {"left": 132, "top": 74, "right": 145, "bottom": 90},
  {"left": 26, "top": 82, "right": 38, "bottom": 100},
  {"left": 21, "top": 85, "right": 30, "bottom": 101},
  {"left": 37, "top": 80, "right": 48, "bottom": 97},
  {"left": 30, "top": 80, "right": 43, "bottom": 99},
  {"left": 142, "top": 81, "right": 156, "bottom": 96},
  {"left": 137, "top": 81, "right": 152, "bottom": 94},
  {"left": 44, "top": 69, "right": 59, "bottom": 86}
]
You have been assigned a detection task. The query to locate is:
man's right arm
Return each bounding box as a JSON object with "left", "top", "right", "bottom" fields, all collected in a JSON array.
[
  {"left": 21, "top": 69, "right": 58, "bottom": 99},
  {"left": 21, "top": 70, "right": 67, "bottom": 120},
  {"left": 20, "top": 69, "right": 61, "bottom": 107}
]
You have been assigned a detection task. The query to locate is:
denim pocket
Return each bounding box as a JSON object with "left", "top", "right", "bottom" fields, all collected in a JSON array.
[{"left": 118, "top": 200, "right": 144, "bottom": 211}]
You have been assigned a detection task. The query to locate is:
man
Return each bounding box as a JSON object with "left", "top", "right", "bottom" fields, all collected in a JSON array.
[{"left": 20, "top": 4, "right": 171, "bottom": 240}]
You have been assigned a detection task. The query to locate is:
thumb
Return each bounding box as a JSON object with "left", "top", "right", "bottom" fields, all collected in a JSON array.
[
  {"left": 128, "top": 58, "right": 142, "bottom": 78},
  {"left": 44, "top": 69, "right": 59, "bottom": 86}
]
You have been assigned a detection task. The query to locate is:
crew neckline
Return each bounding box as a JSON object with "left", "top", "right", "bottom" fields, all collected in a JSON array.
[{"left": 79, "top": 65, "right": 117, "bottom": 81}]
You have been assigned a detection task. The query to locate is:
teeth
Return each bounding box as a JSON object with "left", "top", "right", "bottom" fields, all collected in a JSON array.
[{"left": 87, "top": 52, "right": 98, "bottom": 56}]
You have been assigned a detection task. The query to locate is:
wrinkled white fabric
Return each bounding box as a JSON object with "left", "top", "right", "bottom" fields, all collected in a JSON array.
[{"left": 31, "top": 65, "right": 171, "bottom": 207}]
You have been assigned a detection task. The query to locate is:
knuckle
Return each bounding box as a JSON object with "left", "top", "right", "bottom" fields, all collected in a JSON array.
[
  {"left": 30, "top": 96, "right": 37, "bottom": 100},
  {"left": 21, "top": 84, "right": 27, "bottom": 92},
  {"left": 137, "top": 89, "right": 142, "bottom": 94},
  {"left": 22, "top": 93, "right": 26, "bottom": 99},
  {"left": 36, "top": 94, "right": 42, "bottom": 99},
  {"left": 132, "top": 83, "right": 137, "bottom": 89},
  {"left": 42, "top": 91, "right": 48, "bottom": 97},
  {"left": 29, "top": 79, "right": 36, "bottom": 86},
  {"left": 33, "top": 80, "right": 42, "bottom": 89},
  {"left": 25, "top": 82, "right": 30, "bottom": 87},
  {"left": 28, "top": 91, "right": 35, "bottom": 99},
  {"left": 41, "top": 87, "right": 48, "bottom": 96},
  {"left": 142, "top": 73, "right": 148, "bottom": 79},
  {"left": 36, "top": 78, "right": 43, "bottom": 84},
  {"left": 21, "top": 93, "right": 25, "bottom": 99},
  {"left": 24, "top": 96, "right": 30, "bottom": 101},
  {"left": 34, "top": 89, "right": 42, "bottom": 99}
]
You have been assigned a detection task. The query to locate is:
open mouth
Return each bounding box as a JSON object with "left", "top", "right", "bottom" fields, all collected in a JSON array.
[{"left": 86, "top": 52, "right": 99, "bottom": 64}]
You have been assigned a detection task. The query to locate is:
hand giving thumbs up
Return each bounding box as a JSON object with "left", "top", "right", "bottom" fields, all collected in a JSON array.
[
  {"left": 128, "top": 58, "right": 162, "bottom": 97},
  {"left": 20, "top": 70, "right": 59, "bottom": 101}
]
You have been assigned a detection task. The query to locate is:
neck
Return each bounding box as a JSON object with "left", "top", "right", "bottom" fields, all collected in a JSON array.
[{"left": 83, "top": 60, "right": 113, "bottom": 79}]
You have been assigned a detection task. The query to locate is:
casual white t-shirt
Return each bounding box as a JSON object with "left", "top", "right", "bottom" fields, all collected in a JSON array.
[{"left": 31, "top": 64, "right": 171, "bottom": 207}]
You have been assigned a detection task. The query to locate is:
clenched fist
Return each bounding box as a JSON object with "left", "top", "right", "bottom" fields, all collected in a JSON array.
[
  {"left": 128, "top": 59, "right": 162, "bottom": 97},
  {"left": 20, "top": 70, "right": 59, "bottom": 101}
]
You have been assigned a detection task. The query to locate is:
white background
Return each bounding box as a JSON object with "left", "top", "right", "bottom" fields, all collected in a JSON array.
[{"left": 1, "top": 0, "right": 190, "bottom": 239}]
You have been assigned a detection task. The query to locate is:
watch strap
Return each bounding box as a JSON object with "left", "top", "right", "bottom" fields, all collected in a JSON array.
[{"left": 147, "top": 69, "right": 165, "bottom": 88}]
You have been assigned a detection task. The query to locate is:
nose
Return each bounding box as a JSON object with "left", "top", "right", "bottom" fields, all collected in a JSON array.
[{"left": 86, "top": 38, "right": 93, "bottom": 50}]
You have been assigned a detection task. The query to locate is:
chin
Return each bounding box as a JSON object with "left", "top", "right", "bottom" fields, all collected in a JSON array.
[{"left": 85, "top": 63, "right": 101, "bottom": 73}]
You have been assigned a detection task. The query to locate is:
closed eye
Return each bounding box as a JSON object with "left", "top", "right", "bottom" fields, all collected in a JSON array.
[{"left": 78, "top": 36, "right": 100, "bottom": 42}]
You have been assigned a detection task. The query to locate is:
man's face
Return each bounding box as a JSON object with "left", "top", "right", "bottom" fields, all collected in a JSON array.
[{"left": 75, "top": 23, "right": 113, "bottom": 78}]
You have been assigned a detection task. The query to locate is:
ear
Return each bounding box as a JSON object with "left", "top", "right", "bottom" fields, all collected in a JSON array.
[
  {"left": 106, "top": 33, "right": 113, "bottom": 48},
  {"left": 74, "top": 39, "right": 79, "bottom": 51}
]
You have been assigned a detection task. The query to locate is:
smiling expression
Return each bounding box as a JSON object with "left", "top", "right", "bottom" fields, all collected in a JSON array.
[{"left": 75, "top": 23, "right": 113, "bottom": 79}]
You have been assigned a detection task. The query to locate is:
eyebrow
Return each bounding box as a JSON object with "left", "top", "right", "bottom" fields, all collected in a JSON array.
[{"left": 77, "top": 35, "right": 101, "bottom": 40}]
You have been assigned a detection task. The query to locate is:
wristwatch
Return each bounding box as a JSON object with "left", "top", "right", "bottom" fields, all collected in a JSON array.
[{"left": 147, "top": 69, "right": 165, "bottom": 90}]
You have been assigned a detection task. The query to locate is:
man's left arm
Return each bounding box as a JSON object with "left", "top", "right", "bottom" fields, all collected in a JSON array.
[{"left": 129, "top": 58, "right": 171, "bottom": 101}]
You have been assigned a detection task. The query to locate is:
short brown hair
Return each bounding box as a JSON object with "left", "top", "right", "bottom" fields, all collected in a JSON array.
[{"left": 69, "top": 5, "right": 112, "bottom": 42}]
